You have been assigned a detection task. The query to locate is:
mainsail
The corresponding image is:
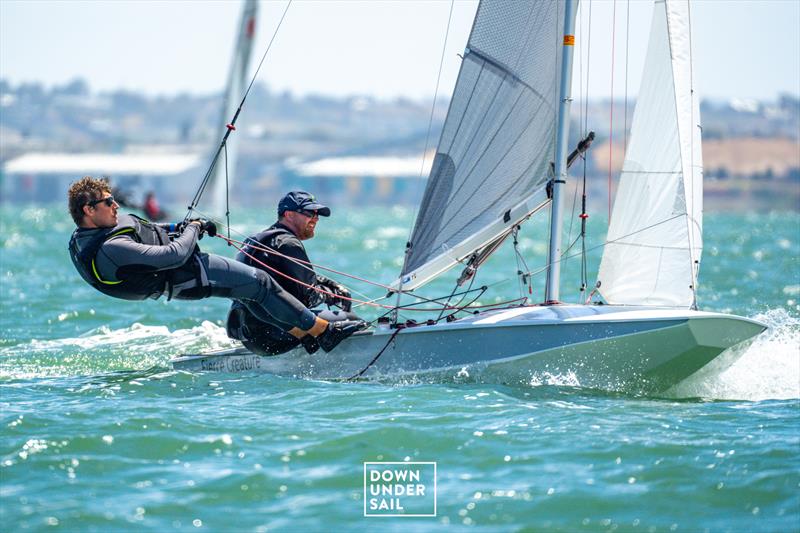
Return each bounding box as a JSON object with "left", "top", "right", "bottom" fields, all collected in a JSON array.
[
  {"left": 398, "top": 0, "right": 566, "bottom": 290},
  {"left": 597, "top": 0, "right": 702, "bottom": 308},
  {"left": 209, "top": 0, "right": 258, "bottom": 216}
]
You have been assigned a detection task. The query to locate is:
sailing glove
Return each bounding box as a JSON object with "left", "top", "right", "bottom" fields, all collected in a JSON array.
[
  {"left": 318, "top": 278, "right": 352, "bottom": 312},
  {"left": 188, "top": 219, "right": 217, "bottom": 239}
]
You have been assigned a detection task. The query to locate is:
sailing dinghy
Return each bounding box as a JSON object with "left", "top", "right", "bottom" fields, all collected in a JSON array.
[{"left": 172, "top": 0, "right": 765, "bottom": 392}]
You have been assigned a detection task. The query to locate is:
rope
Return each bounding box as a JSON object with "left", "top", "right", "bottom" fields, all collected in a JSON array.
[
  {"left": 186, "top": 0, "right": 293, "bottom": 219},
  {"left": 217, "top": 233, "right": 525, "bottom": 313},
  {"left": 187, "top": 207, "right": 522, "bottom": 312},
  {"left": 623, "top": 0, "right": 630, "bottom": 152},
  {"left": 222, "top": 234, "right": 397, "bottom": 293},
  {"left": 224, "top": 143, "right": 231, "bottom": 241},
  {"left": 686, "top": 0, "right": 700, "bottom": 308},
  {"left": 347, "top": 329, "right": 401, "bottom": 380},
  {"left": 417, "top": 0, "right": 455, "bottom": 184},
  {"left": 400, "top": 0, "right": 457, "bottom": 307},
  {"left": 521, "top": 213, "right": 687, "bottom": 282},
  {"left": 607, "top": 0, "right": 617, "bottom": 223}
]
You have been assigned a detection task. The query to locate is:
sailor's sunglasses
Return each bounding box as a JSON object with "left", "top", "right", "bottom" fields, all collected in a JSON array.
[
  {"left": 297, "top": 209, "right": 319, "bottom": 219},
  {"left": 87, "top": 195, "right": 115, "bottom": 208}
]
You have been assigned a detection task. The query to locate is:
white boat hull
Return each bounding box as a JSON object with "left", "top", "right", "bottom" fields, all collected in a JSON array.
[{"left": 171, "top": 305, "right": 766, "bottom": 392}]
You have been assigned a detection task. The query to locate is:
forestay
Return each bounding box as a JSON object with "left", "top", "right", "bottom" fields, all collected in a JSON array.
[
  {"left": 398, "top": 0, "right": 565, "bottom": 291},
  {"left": 209, "top": 0, "right": 258, "bottom": 217},
  {"left": 598, "top": 0, "right": 703, "bottom": 308}
]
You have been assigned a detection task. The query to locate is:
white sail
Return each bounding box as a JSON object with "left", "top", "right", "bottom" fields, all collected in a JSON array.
[
  {"left": 597, "top": 0, "right": 702, "bottom": 308},
  {"left": 397, "top": 0, "right": 567, "bottom": 291},
  {"left": 209, "top": 0, "right": 258, "bottom": 216}
]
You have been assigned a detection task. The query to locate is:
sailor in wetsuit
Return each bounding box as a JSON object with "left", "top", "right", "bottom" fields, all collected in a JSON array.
[
  {"left": 67, "top": 176, "right": 364, "bottom": 352},
  {"left": 226, "top": 191, "right": 362, "bottom": 355}
]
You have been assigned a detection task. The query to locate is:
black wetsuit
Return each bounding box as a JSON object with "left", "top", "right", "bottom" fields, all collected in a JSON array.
[
  {"left": 69, "top": 214, "right": 317, "bottom": 332},
  {"left": 226, "top": 222, "right": 358, "bottom": 355}
]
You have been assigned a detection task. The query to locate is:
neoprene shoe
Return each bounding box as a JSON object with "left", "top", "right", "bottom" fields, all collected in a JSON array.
[
  {"left": 316, "top": 320, "right": 367, "bottom": 353},
  {"left": 300, "top": 334, "right": 320, "bottom": 355}
]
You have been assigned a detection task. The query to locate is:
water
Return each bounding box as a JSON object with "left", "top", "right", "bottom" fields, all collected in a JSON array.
[{"left": 1, "top": 206, "right": 798, "bottom": 531}]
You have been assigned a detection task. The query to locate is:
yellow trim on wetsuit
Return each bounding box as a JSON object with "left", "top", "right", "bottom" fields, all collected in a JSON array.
[{"left": 91, "top": 227, "right": 136, "bottom": 285}]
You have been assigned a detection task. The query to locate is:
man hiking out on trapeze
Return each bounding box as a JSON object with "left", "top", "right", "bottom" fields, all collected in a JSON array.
[
  {"left": 226, "top": 191, "right": 362, "bottom": 355},
  {"left": 67, "top": 176, "right": 364, "bottom": 353}
]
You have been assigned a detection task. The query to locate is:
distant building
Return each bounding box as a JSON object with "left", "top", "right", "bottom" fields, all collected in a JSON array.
[
  {"left": 275, "top": 154, "right": 434, "bottom": 206},
  {"left": 1, "top": 152, "right": 202, "bottom": 205}
]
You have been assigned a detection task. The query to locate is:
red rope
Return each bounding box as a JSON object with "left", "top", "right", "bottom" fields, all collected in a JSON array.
[
  {"left": 219, "top": 234, "right": 397, "bottom": 292},
  {"left": 217, "top": 234, "right": 528, "bottom": 313}
]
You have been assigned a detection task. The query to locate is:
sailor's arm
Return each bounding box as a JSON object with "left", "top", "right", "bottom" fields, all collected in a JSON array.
[{"left": 97, "top": 223, "right": 201, "bottom": 276}]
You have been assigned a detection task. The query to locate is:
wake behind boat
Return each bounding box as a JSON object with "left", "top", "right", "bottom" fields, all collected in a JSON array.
[{"left": 172, "top": 0, "right": 767, "bottom": 391}]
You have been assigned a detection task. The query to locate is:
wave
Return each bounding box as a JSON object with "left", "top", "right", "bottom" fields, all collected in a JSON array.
[{"left": 0, "top": 321, "right": 238, "bottom": 380}]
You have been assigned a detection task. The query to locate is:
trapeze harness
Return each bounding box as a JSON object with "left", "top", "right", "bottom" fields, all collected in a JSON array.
[
  {"left": 227, "top": 225, "right": 309, "bottom": 343},
  {"left": 237, "top": 226, "right": 291, "bottom": 267},
  {"left": 68, "top": 214, "right": 205, "bottom": 301}
]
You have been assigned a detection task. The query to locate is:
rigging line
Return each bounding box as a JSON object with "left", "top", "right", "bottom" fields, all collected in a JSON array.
[
  {"left": 417, "top": 0, "right": 455, "bottom": 182},
  {"left": 523, "top": 213, "right": 687, "bottom": 280},
  {"left": 398, "top": 0, "right": 456, "bottom": 317},
  {"left": 216, "top": 231, "right": 414, "bottom": 297},
  {"left": 408, "top": 0, "right": 456, "bottom": 238},
  {"left": 560, "top": 230, "right": 583, "bottom": 258},
  {"left": 686, "top": 0, "right": 700, "bottom": 307},
  {"left": 578, "top": 0, "right": 583, "bottom": 140},
  {"left": 436, "top": 282, "right": 486, "bottom": 324},
  {"left": 623, "top": 0, "right": 630, "bottom": 152},
  {"left": 188, "top": 204, "right": 381, "bottom": 299},
  {"left": 607, "top": 0, "right": 618, "bottom": 223},
  {"left": 512, "top": 226, "right": 532, "bottom": 296},
  {"left": 346, "top": 329, "right": 401, "bottom": 381},
  {"left": 186, "top": 0, "right": 293, "bottom": 217},
  {"left": 224, "top": 144, "right": 231, "bottom": 241},
  {"left": 352, "top": 294, "right": 390, "bottom": 311},
  {"left": 513, "top": 228, "right": 524, "bottom": 298},
  {"left": 584, "top": 0, "right": 593, "bottom": 134},
  {"left": 436, "top": 282, "right": 461, "bottom": 322},
  {"left": 224, "top": 236, "right": 431, "bottom": 312},
  {"left": 565, "top": 163, "right": 580, "bottom": 261},
  {"left": 579, "top": 154, "right": 589, "bottom": 300},
  {"left": 223, "top": 234, "right": 505, "bottom": 313},
  {"left": 199, "top": 212, "right": 495, "bottom": 309}
]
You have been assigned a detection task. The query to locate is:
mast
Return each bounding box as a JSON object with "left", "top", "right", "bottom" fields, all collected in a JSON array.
[
  {"left": 210, "top": 0, "right": 258, "bottom": 216},
  {"left": 544, "top": 0, "right": 579, "bottom": 304}
]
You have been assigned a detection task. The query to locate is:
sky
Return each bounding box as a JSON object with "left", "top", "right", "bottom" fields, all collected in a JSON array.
[{"left": 1, "top": 0, "right": 798, "bottom": 103}]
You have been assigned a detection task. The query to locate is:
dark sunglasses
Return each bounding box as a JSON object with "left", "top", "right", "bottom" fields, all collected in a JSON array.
[
  {"left": 297, "top": 209, "right": 319, "bottom": 218},
  {"left": 87, "top": 195, "right": 115, "bottom": 208}
]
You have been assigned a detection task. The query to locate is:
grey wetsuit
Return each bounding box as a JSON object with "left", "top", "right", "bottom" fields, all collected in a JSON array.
[{"left": 73, "top": 218, "right": 316, "bottom": 331}]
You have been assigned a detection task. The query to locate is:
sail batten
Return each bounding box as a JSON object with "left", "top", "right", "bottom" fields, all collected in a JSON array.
[{"left": 399, "top": 0, "right": 564, "bottom": 290}]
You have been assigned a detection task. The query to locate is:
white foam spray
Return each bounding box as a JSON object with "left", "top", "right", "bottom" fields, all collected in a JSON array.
[
  {"left": 669, "top": 308, "right": 800, "bottom": 401},
  {"left": 0, "top": 321, "right": 239, "bottom": 379}
]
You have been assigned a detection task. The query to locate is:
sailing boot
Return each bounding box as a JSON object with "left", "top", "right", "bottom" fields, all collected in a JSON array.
[
  {"left": 316, "top": 320, "right": 367, "bottom": 353},
  {"left": 300, "top": 334, "right": 320, "bottom": 355}
]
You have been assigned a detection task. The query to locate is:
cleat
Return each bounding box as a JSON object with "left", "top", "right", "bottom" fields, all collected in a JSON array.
[{"left": 316, "top": 320, "right": 367, "bottom": 353}]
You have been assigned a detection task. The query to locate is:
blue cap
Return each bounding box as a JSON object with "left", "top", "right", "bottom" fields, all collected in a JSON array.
[{"left": 277, "top": 190, "right": 331, "bottom": 217}]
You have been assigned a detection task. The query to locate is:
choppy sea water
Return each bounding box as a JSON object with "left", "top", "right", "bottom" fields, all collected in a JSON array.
[{"left": 1, "top": 206, "right": 798, "bottom": 531}]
